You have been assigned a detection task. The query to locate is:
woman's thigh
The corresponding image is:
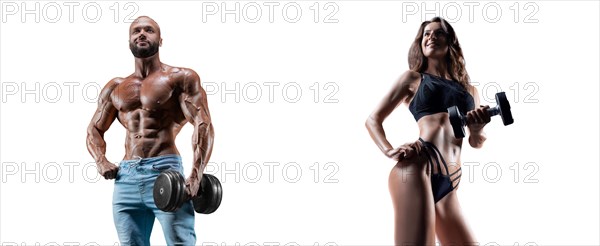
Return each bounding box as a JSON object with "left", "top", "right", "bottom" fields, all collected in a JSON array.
[
  {"left": 435, "top": 191, "right": 477, "bottom": 245},
  {"left": 389, "top": 158, "right": 436, "bottom": 245}
]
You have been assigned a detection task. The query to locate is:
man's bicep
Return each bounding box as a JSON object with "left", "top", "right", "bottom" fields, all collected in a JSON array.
[
  {"left": 181, "top": 89, "right": 211, "bottom": 125},
  {"left": 180, "top": 70, "right": 211, "bottom": 124},
  {"left": 90, "top": 81, "right": 119, "bottom": 132},
  {"left": 92, "top": 101, "right": 118, "bottom": 132}
]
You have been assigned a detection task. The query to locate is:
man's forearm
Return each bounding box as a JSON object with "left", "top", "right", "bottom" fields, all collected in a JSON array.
[
  {"left": 86, "top": 125, "right": 108, "bottom": 163},
  {"left": 192, "top": 122, "right": 214, "bottom": 174}
]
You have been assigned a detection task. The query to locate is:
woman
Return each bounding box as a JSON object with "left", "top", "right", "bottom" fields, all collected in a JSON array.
[{"left": 365, "top": 17, "right": 491, "bottom": 245}]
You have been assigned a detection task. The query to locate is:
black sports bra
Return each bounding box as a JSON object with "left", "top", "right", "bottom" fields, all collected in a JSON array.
[{"left": 408, "top": 73, "right": 475, "bottom": 122}]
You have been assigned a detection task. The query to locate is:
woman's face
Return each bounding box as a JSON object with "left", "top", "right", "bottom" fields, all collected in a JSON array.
[{"left": 421, "top": 22, "right": 449, "bottom": 59}]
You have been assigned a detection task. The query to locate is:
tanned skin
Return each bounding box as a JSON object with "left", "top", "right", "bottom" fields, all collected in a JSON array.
[
  {"left": 366, "top": 22, "right": 490, "bottom": 245},
  {"left": 86, "top": 16, "right": 214, "bottom": 198}
]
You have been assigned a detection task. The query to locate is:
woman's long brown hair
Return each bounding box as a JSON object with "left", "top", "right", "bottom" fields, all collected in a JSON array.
[{"left": 408, "top": 17, "right": 470, "bottom": 88}]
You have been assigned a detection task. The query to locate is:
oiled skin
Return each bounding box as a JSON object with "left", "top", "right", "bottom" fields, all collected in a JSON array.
[
  {"left": 366, "top": 21, "right": 491, "bottom": 245},
  {"left": 86, "top": 16, "right": 213, "bottom": 197}
]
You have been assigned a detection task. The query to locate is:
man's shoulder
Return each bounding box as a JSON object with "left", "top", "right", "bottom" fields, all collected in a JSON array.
[
  {"left": 164, "top": 64, "right": 199, "bottom": 78},
  {"left": 103, "top": 77, "right": 126, "bottom": 90},
  {"left": 96, "top": 77, "right": 125, "bottom": 100},
  {"left": 166, "top": 66, "right": 201, "bottom": 91},
  {"left": 110, "top": 77, "right": 127, "bottom": 83}
]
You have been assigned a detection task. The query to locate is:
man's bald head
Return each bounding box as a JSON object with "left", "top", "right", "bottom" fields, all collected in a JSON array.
[
  {"left": 130, "top": 16, "right": 161, "bottom": 36},
  {"left": 129, "top": 16, "right": 162, "bottom": 58}
]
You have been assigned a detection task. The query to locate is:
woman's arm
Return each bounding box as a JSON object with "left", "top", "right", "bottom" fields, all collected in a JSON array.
[
  {"left": 366, "top": 70, "right": 420, "bottom": 158},
  {"left": 466, "top": 86, "right": 491, "bottom": 149}
]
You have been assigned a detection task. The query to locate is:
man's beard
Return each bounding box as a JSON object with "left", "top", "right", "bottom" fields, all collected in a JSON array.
[{"left": 129, "top": 41, "right": 159, "bottom": 58}]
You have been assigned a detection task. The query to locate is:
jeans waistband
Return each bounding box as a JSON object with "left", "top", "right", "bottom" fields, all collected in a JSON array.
[{"left": 119, "top": 154, "right": 182, "bottom": 166}]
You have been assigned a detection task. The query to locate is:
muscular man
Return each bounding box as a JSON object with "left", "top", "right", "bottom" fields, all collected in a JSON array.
[{"left": 86, "top": 16, "right": 214, "bottom": 245}]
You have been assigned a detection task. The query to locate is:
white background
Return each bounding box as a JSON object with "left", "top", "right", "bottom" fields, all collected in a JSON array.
[{"left": 1, "top": 1, "right": 599, "bottom": 245}]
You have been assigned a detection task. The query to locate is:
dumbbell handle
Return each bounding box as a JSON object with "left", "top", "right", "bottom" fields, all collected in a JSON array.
[
  {"left": 487, "top": 105, "right": 501, "bottom": 117},
  {"left": 186, "top": 175, "right": 208, "bottom": 200},
  {"left": 460, "top": 105, "right": 501, "bottom": 126},
  {"left": 449, "top": 92, "right": 513, "bottom": 139}
]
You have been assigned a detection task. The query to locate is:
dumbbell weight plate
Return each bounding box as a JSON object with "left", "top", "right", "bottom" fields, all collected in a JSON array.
[
  {"left": 153, "top": 170, "right": 186, "bottom": 212},
  {"left": 447, "top": 106, "right": 466, "bottom": 138},
  {"left": 192, "top": 174, "right": 223, "bottom": 214},
  {"left": 495, "top": 92, "right": 514, "bottom": 126}
]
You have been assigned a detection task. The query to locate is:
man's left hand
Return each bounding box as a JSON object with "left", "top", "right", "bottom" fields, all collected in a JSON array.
[{"left": 185, "top": 170, "right": 202, "bottom": 199}]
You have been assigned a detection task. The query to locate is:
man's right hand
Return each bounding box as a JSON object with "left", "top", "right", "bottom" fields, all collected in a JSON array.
[{"left": 97, "top": 160, "right": 119, "bottom": 180}]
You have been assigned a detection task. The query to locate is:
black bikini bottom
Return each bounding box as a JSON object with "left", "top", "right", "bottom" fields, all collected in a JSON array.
[{"left": 418, "top": 138, "right": 462, "bottom": 203}]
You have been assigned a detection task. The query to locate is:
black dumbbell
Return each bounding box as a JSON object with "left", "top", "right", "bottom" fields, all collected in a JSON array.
[
  {"left": 153, "top": 170, "right": 223, "bottom": 214},
  {"left": 447, "top": 92, "right": 514, "bottom": 138}
]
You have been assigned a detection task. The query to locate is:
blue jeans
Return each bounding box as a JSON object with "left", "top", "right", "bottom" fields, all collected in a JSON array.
[{"left": 113, "top": 154, "right": 196, "bottom": 246}]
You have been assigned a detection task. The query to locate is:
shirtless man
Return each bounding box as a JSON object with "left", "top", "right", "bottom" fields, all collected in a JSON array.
[{"left": 86, "top": 16, "right": 214, "bottom": 245}]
